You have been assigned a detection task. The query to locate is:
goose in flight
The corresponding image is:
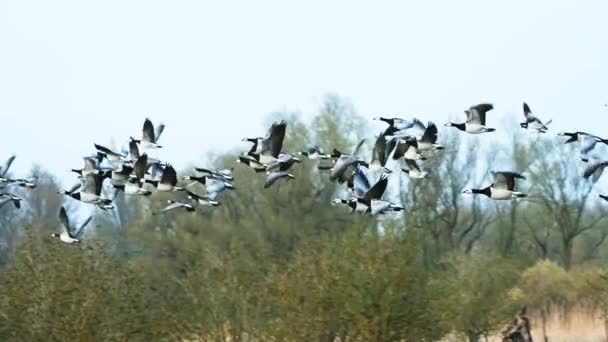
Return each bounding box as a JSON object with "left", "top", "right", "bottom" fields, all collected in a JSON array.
[
  {"left": 133, "top": 118, "right": 165, "bottom": 150},
  {"left": 264, "top": 171, "right": 295, "bottom": 188},
  {"left": 334, "top": 168, "right": 391, "bottom": 214},
  {"left": 258, "top": 120, "right": 287, "bottom": 165},
  {"left": 0, "top": 155, "right": 15, "bottom": 179},
  {"left": 52, "top": 206, "right": 93, "bottom": 244},
  {"left": 186, "top": 190, "right": 220, "bottom": 207},
  {"left": 373, "top": 116, "right": 417, "bottom": 136},
  {"left": 59, "top": 173, "right": 114, "bottom": 209},
  {"left": 557, "top": 131, "right": 608, "bottom": 162},
  {"left": 520, "top": 102, "right": 552, "bottom": 133},
  {"left": 401, "top": 159, "right": 428, "bottom": 179},
  {"left": 0, "top": 193, "right": 22, "bottom": 209},
  {"left": 393, "top": 137, "right": 425, "bottom": 161},
  {"left": 94, "top": 143, "right": 127, "bottom": 165},
  {"left": 194, "top": 167, "right": 234, "bottom": 181},
  {"left": 154, "top": 200, "right": 195, "bottom": 215},
  {"left": 298, "top": 144, "right": 332, "bottom": 160},
  {"left": 370, "top": 132, "right": 395, "bottom": 173},
  {"left": 445, "top": 103, "right": 496, "bottom": 134},
  {"left": 410, "top": 120, "right": 444, "bottom": 151},
  {"left": 146, "top": 164, "right": 183, "bottom": 192},
  {"left": 463, "top": 171, "right": 527, "bottom": 200}
]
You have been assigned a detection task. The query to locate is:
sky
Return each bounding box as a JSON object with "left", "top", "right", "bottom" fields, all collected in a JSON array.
[{"left": 1, "top": 0, "right": 608, "bottom": 187}]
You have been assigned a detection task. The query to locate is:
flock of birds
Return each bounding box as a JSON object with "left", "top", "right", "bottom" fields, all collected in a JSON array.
[{"left": 2, "top": 102, "right": 608, "bottom": 244}]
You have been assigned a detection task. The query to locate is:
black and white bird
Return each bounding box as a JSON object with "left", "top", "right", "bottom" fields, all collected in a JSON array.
[
  {"left": 298, "top": 145, "right": 332, "bottom": 160},
  {"left": 183, "top": 174, "right": 234, "bottom": 199},
  {"left": 583, "top": 160, "right": 608, "bottom": 183},
  {"left": 186, "top": 190, "right": 220, "bottom": 207},
  {"left": 0, "top": 155, "right": 15, "bottom": 179},
  {"left": 134, "top": 118, "right": 165, "bottom": 150},
  {"left": 146, "top": 165, "right": 183, "bottom": 192},
  {"left": 393, "top": 137, "right": 425, "bottom": 161},
  {"left": 445, "top": 103, "right": 496, "bottom": 134},
  {"left": 194, "top": 167, "right": 234, "bottom": 181},
  {"left": 373, "top": 117, "right": 416, "bottom": 136},
  {"left": 264, "top": 171, "right": 295, "bottom": 188},
  {"left": 59, "top": 173, "right": 114, "bottom": 209},
  {"left": 258, "top": 120, "right": 287, "bottom": 165},
  {"left": 0, "top": 193, "right": 22, "bottom": 209},
  {"left": 52, "top": 206, "right": 93, "bottom": 244},
  {"left": 6, "top": 178, "right": 37, "bottom": 189},
  {"left": 242, "top": 137, "right": 264, "bottom": 155},
  {"left": 265, "top": 154, "right": 302, "bottom": 172},
  {"left": 462, "top": 171, "right": 527, "bottom": 200},
  {"left": 236, "top": 154, "right": 267, "bottom": 173},
  {"left": 401, "top": 159, "right": 428, "bottom": 179},
  {"left": 520, "top": 102, "right": 552, "bottom": 133},
  {"left": 94, "top": 143, "right": 127, "bottom": 164},
  {"left": 557, "top": 131, "right": 608, "bottom": 162},
  {"left": 154, "top": 200, "right": 195, "bottom": 215},
  {"left": 328, "top": 153, "right": 369, "bottom": 187},
  {"left": 370, "top": 132, "right": 395, "bottom": 173},
  {"left": 334, "top": 168, "right": 392, "bottom": 214},
  {"left": 410, "top": 120, "right": 444, "bottom": 151},
  {"left": 72, "top": 156, "right": 109, "bottom": 177}
]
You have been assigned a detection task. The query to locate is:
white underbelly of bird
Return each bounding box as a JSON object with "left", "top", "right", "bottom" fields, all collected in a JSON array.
[
  {"left": 80, "top": 192, "right": 101, "bottom": 203},
  {"left": 491, "top": 189, "right": 515, "bottom": 200},
  {"left": 465, "top": 124, "right": 488, "bottom": 134}
]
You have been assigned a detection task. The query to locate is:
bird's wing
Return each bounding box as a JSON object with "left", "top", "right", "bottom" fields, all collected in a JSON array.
[
  {"left": 493, "top": 171, "right": 525, "bottom": 191},
  {"left": 405, "top": 159, "right": 421, "bottom": 172},
  {"left": 583, "top": 161, "right": 608, "bottom": 182},
  {"left": 262, "top": 121, "right": 287, "bottom": 158},
  {"left": 0, "top": 155, "right": 16, "bottom": 177},
  {"left": 205, "top": 178, "right": 227, "bottom": 193},
  {"left": 468, "top": 103, "right": 493, "bottom": 125},
  {"left": 352, "top": 139, "right": 366, "bottom": 156},
  {"left": 133, "top": 154, "right": 148, "bottom": 179},
  {"left": 264, "top": 172, "right": 284, "bottom": 188},
  {"left": 59, "top": 206, "right": 70, "bottom": 234},
  {"left": 372, "top": 133, "right": 387, "bottom": 165},
  {"left": 161, "top": 165, "right": 178, "bottom": 186},
  {"left": 159, "top": 202, "right": 184, "bottom": 213},
  {"left": 142, "top": 118, "right": 156, "bottom": 143},
  {"left": 409, "top": 119, "right": 426, "bottom": 136},
  {"left": 81, "top": 173, "right": 99, "bottom": 194},
  {"left": 129, "top": 139, "right": 140, "bottom": 160},
  {"left": 392, "top": 140, "right": 408, "bottom": 160},
  {"left": 420, "top": 122, "right": 438, "bottom": 143},
  {"left": 523, "top": 102, "right": 534, "bottom": 121},
  {"left": 580, "top": 135, "right": 599, "bottom": 155},
  {"left": 73, "top": 216, "right": 93, "bottom": 238},
  {"left": 155, "top": 123, "right": 165, "bottom": 142},
  {"left": 353, "top": 167, "right": 371, "bottom": 198},
  {"left": 364, "top": 175, "right": 389, "bottom": 203}
]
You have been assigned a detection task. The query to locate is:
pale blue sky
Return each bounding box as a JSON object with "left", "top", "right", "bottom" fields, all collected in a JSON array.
[{"left": 1, "top": 1, "right": 607, "bottom": 186}]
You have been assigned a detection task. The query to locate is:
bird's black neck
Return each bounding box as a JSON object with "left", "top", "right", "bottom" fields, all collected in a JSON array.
[
  {"left": 472, "top": 187, "right": 492, "bottom": 197},
  {"left": 451, "top": 123, "right": 466, "bottom": 131}
]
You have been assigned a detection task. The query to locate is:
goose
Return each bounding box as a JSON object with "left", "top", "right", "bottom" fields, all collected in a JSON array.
[
  {"left": 369, "top": 199, "right": 404, "bottom": 216},
  {"left": 94, "top": 143, "right": 127, "bottom": 164},
  {"left": 58, "top": 173, "right": 114, "bottom": 208},
  {"left": 109, "top": 164, "right": 134, "bottom": 187},
  {"left": 401, "top": 159, "right": 428, "bottom": 179},
  {"left": 298, "top": 145, "right": 332, "bottom": 160},
  {"left": 557, "top": 131, "right": 608, "bottom": 162},
  {"left": 146, "top": 164, "right": 183, "bottom": 192},
  {"left": 583, "top": 160, "right": 608, "bottom": 183},
  {"left": 6, "top": 178, "right": 37, "bottom": 189},
  {"left": 0, "top": 155, "right": 15, "bottom": 178},
  {"left": 445, "top": 103, "right": 496, "bottom": 134},
  {"left": 52, "top": 206, "right": 92, "bottom": 244},
  {"left": 264, "top": 171, "right": 295, "bottom": 188},
  {"left": 335, "top": 169, "right": 389, "bottom": 213},
  {"left": 71, "top": 156, "right": 109, "bottom": 177},
  {"left": 411, "top": 120, "right": 444, "bottom": 151},
  {"left": 393, "top": 137, "right": 425, "bottom": 161},
  {"left": 328, "top": 154, "right": 368, "bottom": 184},
  {"left": 236, "top": 154, "right": 266, "bottom": 173},
  {"left": 258, "top": 120, "right": 287, "bottom": 165},
  {"left": 520, "top": 102, "right": 552, "bottom": 133},
  {"left": 186, "top": 190, "right": 220, "bottom": 206},
  {"left": 373, "top": 117, "right": 416, "bottom": 135},
  {"left": 0, "top": 193, "right": 22, "bottom": 209},
  {"left": 462, "top": 171, "right": 527, "bottom": 200},
  {"left": 114, "top": 154, "right": 152, "bottom": 196},
  {"left": 133, "top": 118, "right": 165, "bottom": 150},
  {"left": 154, "top": 200, "right": 195, "bottom": 215},
  {"left": 370, "top": 132, "right": 395, "bottom": 173},
  {"left": 265, "top": 154, "right": 302, "bottom": 172},
  {"left": 183, "top": 175, "right": 234, "bottom": 199},
  {"left": 242, "top": 137, "right": 264, "bottom": 155},
  {"left": 194, "top": 167, "right": 234, "bottom": 181},
  {"left": 332, "top": 198, "right": 358, "bottom": 212}
]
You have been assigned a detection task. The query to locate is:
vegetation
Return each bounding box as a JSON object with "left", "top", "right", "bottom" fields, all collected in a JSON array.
[{"left": 1, "top": 95, "right": 607, "bottom": 341}]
